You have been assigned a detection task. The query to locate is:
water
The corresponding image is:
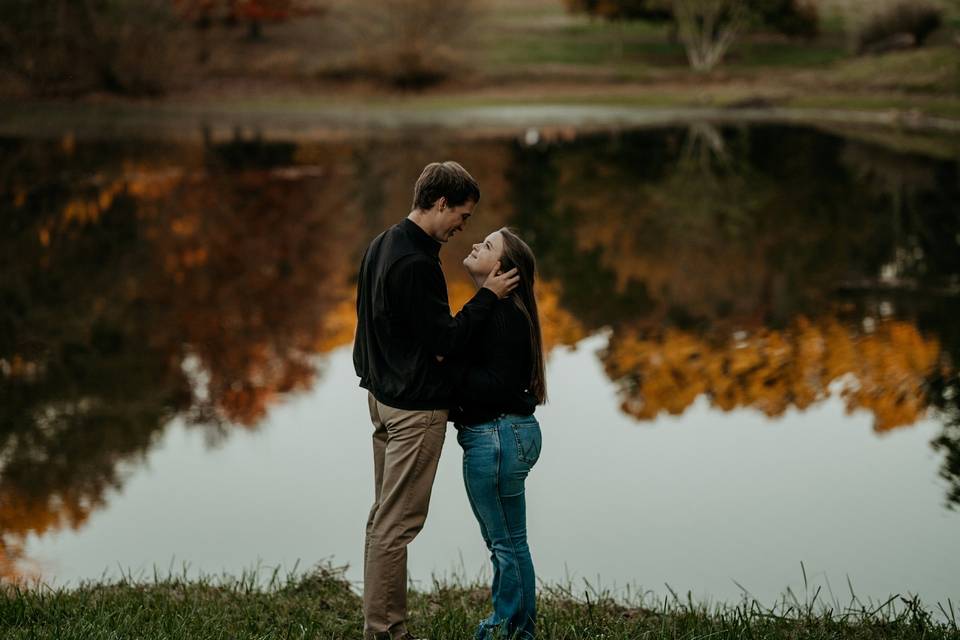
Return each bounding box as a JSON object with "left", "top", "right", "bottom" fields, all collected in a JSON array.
[{"left": 2, "top": 121, "right": 959, "bottom": 607}]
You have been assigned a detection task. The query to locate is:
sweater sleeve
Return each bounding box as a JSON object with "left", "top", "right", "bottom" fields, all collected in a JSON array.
[{"left": 387, "top": 255, "right": 498, "bottom": 358}]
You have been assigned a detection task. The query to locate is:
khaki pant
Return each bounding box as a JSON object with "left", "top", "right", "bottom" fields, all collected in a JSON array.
[{"left": 363, "top": 392, "right": 448, "bottom": 640}]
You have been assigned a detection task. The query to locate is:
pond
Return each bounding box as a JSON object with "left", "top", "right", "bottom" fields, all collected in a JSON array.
[{"left": 2, "top": 121, "right": 959, "bottom": 608}]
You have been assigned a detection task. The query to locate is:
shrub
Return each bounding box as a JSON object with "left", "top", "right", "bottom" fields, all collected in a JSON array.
[
  {"left": 562, "top": 0, "right": 673, "bottom": 21},
  {"left": 0, "top": 0, "right": 194, "bottom": 96},
  {"left": 564, "top": 0, "right": 818, "bottom": 38},
  {"left": 857, "top": 1, "right": 944, "bottom": 54},
  {"left": 327, "top": 0, "right": 483, "bottom": 89},
  {"left": 750, "top": 0, "right": 819, "bottom": 38}
]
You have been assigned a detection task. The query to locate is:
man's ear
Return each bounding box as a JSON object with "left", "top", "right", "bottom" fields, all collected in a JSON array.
[{"left": 436, "top": 196, "right": 447, "bottom": 212}]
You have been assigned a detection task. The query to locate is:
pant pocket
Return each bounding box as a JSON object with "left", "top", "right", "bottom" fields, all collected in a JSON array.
[{"left": 511, "top": 423, "right": 541, "bottom": 467}]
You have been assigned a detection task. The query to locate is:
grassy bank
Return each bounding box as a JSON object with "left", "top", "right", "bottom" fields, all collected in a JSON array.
[
  {"left": 2, "top": 565, "right": 958, "bottom": 639},
  {"left": 1, "top": 0, "right": 957, "bottom": 138}
]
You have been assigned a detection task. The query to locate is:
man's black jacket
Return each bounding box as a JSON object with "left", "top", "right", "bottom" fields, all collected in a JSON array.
[{"left": 353, "top": 218, "right": 497, "bottom": 410}]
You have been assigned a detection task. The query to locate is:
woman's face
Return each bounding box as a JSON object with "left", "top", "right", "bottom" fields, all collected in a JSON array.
[{"left": 463, "top": 230, "right": 504, "bottom": 278}]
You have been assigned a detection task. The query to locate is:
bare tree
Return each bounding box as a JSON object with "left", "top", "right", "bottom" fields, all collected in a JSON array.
[{"left": 672, "top": 0, "right": 748, "bottom": 71}]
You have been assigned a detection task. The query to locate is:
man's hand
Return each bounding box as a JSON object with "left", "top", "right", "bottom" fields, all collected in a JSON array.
[{"left": 482, "top": 262, "right": 520, "bottom": 299}]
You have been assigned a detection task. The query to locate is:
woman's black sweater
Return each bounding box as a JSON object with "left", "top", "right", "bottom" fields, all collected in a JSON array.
[{"left": 448, "top": 297, "right": 538, "bottom": 427}]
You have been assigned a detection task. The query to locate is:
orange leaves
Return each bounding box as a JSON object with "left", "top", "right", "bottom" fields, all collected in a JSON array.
[
  {"left": 34, "top": 164, "right": 182, "bottom": 251},
  {"left": 231, "top": 0, "right": 322, "bottom": 21},
  {"left": 63, "top": 193, "right": 108, "bottom": 226},
  {"left": 234, "top": 0, "right": 294, "bottom": 21},
  {"left": 606, "top": 328, "right": 709, "bottom": 419},
  {"left": 603, "top": 316, "right": 944, "bottom": 431},
  {"left": 0, "top": 488, "right": 97, "bottom": 581},
  {"left": 123, "top": 166, "right": 183, "bottom": 200},
  {"left": 0, "top": 355, "right": 42, "bottom": 381},
  {"left": 839, "top": 321, "right": 944, "bottom": 432},
  {"left": 536, "top": 280, "right": 586, "bottom": 354},
  {"left": 314, "top": 298, "right": 359, "bottom": 354},
  {"left": 140, "top": 157, "right": 365, "bottom": 429}
]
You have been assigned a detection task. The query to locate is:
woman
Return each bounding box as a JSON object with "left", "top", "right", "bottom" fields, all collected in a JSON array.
[{"left": 450, "top": 227, "right": 547, "bottom": 640}]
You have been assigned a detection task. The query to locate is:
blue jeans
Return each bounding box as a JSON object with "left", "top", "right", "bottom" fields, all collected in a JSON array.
[{"left": 457, "top": 414, "right": 542, "bottom": 640}]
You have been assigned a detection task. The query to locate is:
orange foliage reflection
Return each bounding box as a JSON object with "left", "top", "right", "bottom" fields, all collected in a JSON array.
[
  {"left": 0, "top": 489, "right": 101, "bottom": 582},
  {"left": 603, "top": 317, "right": 945, "bottom": 432},
  {"left": 4, "top": 126, "right": 958, "bottom": 584},
  {"left": 139, "top": 153, "right": 363, "bottom": 426}
]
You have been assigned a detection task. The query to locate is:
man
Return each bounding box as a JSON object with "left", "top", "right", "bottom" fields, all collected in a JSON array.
[{"left": 353, "top": 161, "right": 519, "bottom": 640}]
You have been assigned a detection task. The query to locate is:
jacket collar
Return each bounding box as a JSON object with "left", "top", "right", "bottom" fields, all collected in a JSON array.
[{"left": 401, "top": 218, "right": 441, "bottom": 258}]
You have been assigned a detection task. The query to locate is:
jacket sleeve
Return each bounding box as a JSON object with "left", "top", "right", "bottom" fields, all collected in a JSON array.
[
  {"left": 352, "top": 246, "right": 370, "bottom": 379},
  {"left": 387, "top": 255, "right": 497, "bottom": 358}
]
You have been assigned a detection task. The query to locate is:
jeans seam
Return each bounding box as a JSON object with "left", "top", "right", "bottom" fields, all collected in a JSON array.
[
  {"left": 494, "top": 424, "right": 526, "bottom": 629},
  {"left": 512, "top": 425, "right": 526, "bottom": 464},
  {"left": 461, "top": 434, "right": 490, "bottom": 546}
]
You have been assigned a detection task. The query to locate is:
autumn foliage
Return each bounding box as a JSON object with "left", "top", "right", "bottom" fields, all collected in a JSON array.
[
  {"left": 603, "top": 317, "right": 945, "bottom": 431},
  {"left": 2, "top": 125, "right": 958, "bottom": 581},
  {"left": 173, "top": 0, "right": 321, "bottom": 21}
]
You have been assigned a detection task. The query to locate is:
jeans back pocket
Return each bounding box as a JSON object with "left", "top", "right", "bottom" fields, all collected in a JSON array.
[{"left": 511, "top": 422, "right": 542, "bottom": 467}]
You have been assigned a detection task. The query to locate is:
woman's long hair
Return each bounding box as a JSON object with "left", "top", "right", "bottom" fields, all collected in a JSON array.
[{"left": 498, "top": 227, "right": 547, "bottom": 405}]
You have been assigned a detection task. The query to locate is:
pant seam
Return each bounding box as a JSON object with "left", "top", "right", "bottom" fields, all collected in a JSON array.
[
  {"left": 461, "top": 437, "right": 491, "bottom": 546},
  {"left": 385, "top": 409, "right": 433, "bottom": 630},
  {"left": 494, "top": 422, "right": 526, "bottom": 628},
  {"left": 367, "top": 405, "right": 442, "bottom": 639}
]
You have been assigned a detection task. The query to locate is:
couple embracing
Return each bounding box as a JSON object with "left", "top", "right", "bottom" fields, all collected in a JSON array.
[{"left": 353, "top": 161, "right": 547, "bottom": 640}]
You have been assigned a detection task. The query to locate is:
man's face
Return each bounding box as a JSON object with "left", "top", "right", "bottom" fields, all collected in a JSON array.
[{"left": 431, "top": 199, "right": 475, "bottom": 243}]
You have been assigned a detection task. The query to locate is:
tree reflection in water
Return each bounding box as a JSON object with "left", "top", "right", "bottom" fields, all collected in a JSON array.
[
  {"left": 508, "top": 121, "right": 960, "bottom": 502},
  {"left": 0, "top": 132, "right": 364, "bottom": 579},
  {"left": 0, "top": 123, "right": 958, "bottom": 580}
]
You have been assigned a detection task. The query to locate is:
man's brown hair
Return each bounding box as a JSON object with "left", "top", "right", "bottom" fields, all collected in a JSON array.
[{"left": 412, "top": 161, "right": 480, "bottom": 211}]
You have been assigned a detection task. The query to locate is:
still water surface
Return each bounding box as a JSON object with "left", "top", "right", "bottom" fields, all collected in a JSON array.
[{"left": 2, "top": 121, "right": 959, "bottom": 606}]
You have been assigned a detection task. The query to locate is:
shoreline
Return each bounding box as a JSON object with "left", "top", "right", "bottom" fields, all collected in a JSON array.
[
  {"left": 3, "top": 565, "right": 958, "bottom": 639},
  {"left": 3, "top": 97, "right": 960, "bottom": 142}
]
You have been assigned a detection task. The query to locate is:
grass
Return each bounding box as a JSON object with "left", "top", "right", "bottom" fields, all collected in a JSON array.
[
  {"left": 2, "top": 563, "right": 959, "bottom": 639},
  {"left": 725, "top": 40, "right": 848, "bottom": 68},
  {"left": 476, "top": 9, "right": 849, "bottom": 74},
  {"left": 822, "top": 47, "right": 960, "bottom": 94},
  {"left": 476, "top": 18, "right": 682, "bottom": 70},
  {"left": 789, "top": 93, "right": 960, "bottom": 120},
  {"left": 2, "top": 0, "right": 958, "bottom": 131}
]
